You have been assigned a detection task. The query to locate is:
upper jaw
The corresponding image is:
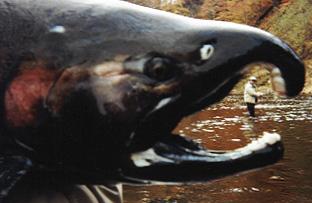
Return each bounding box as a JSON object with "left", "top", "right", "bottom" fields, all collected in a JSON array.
[
  {"left": 126, "top": 26, "right": 305, "bottom": 153},
  {"left": 171, "top": 22, "right": 304, "bottom": 107}
]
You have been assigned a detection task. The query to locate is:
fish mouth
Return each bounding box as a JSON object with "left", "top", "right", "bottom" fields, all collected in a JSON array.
[
  {"left": 121, "top": 68, "right": 286, "bottom": 184},
  {"left": 0, "top": 0, "right": 306, "bottom": 196},
  {"left": 121, "top": 49, "right": 303, "bottom": 184}
]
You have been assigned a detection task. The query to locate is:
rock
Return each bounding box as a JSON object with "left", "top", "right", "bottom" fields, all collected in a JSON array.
[{"left": 269, "top": 175, "right": 285, "bottom": 181}]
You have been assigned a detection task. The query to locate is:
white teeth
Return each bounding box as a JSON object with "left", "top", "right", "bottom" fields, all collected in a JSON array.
[
  {"left": 262, "top": 132, "right": 281, "bottom": 144},
  {"left": 272, "top": 76, "right": 286, "bottom": 95},
  {"left": 270, "top": 67, "right": 287, "bottom": 95},
  {"left": 154, "top": 97, "right": 173, "bottom": 110},
  {"left": 241, "top": 132, "right": 281, "bottom": 153},
  {"left": 247, "top": 140, "right": 266, "bottom": 151},
  {"left": 271, "top": 67, "right": 282, "bottom": 77},
  {"left": 131, "top": 148, "right": 174, "bottom": 167}
]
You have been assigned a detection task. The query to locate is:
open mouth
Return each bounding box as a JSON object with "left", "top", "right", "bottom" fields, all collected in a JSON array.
[
  {"left": 0, "top": 0, "right": 307, "bottom": 200},
  {"left": 120, "top": 61, "right": 301, "bottom": 184}
]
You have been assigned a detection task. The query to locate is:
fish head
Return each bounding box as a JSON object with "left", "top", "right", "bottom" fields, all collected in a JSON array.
[{"left": 2, "top": 0, "right": 304, "bottom": 185}]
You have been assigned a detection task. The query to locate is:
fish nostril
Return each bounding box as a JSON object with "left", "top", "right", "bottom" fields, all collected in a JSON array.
[{"left": 200, "top": 44, "right": 214, "bottom": 60}]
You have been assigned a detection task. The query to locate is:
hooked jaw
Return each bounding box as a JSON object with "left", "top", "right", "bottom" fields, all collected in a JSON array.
[
  {"left": 0, "top": 1, "right": 306, "bottom": 199},
  {"left": 120, "top": 23, "right": 304, "bottom": 183},
  {"left": 12, "top": 20, "right": 303, "bottom": 185},
  {"left": 2, "top": 0, "right": 304, "bottom": 185},
  {"left": 183, "top": 23, "right": 304, "bottom": 110}
]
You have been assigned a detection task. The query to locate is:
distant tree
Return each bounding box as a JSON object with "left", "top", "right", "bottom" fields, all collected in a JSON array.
[
  {"left": 127, "top": 0, "right": 191, "bottom": 16},
  {"left": 183, "top": 0, "right": 204, "bottom": 17},
  {"left": 160, "top": 2, "right": 191, "bottom": 16},
  {"left": 126, "top": 0, "right": 161, "bottom": 8}
]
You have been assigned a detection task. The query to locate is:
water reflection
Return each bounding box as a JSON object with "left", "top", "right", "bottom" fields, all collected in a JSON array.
[{"left": 124, "top": 95, "right": 312, "bottom": 203}]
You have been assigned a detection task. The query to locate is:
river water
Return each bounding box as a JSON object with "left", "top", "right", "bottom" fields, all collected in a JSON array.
[{"left": 124, "top": 95, "right": 312, "bottom": 203}]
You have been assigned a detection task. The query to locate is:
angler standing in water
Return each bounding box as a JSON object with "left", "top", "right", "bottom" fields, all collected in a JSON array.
[{"left": 244, "top": 76, "right": 263, "bottom": 117}]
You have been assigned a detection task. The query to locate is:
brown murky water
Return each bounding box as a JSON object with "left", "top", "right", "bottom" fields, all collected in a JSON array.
[{"left": 123, "top": 95, "right": 312, "bottom": 203}]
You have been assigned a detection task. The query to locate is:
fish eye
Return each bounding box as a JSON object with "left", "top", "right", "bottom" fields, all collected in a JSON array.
[
  {"left": 144, "top": 57, "right": 177, "bottom": 81},
  {"left": 200, "top": 44, "right": 214, "bottom": 60}
]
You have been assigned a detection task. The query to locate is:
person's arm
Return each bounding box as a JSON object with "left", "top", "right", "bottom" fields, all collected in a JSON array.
[{"left": 246, "top": 85, "right": 260, "bottom": 97}]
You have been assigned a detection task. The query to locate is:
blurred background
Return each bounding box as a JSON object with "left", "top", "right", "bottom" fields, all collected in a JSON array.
[{"left": 122, "top": 1, "right": 312, "bottom": 203}]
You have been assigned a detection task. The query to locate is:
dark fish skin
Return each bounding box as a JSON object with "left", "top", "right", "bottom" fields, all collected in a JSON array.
[{"left": 0, "top": 0, "right": 305, "bottom": 201}]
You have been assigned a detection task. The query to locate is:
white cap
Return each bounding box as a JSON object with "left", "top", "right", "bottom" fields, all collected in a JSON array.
[{"left": 249, "top": 76, "right": 257, "bottom": 81}]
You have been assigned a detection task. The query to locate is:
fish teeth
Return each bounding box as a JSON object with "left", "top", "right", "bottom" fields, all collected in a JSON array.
[
  {"left": 271, "top": 67, "right": 282, "bottom": 77},
  {"left": 262, "top": 132, "right": 281, "bottom": 145},
  {"left": 272, "top": 76, "right": 286, "bottom": 95},
  {"left": 247, "top": 140, "right": 266, "bottom": 151},
  {"left": 154, "top": 97, "right": 173, "bottom": 110},
  {"left": 271, "top": 67, "right": 286, "bottom": 95},
  {"left": 242, "top": 132, "right": 281, "bottom": 153},
  {"left": 131, "top": 149, "right": 174, "bottom": 167}
]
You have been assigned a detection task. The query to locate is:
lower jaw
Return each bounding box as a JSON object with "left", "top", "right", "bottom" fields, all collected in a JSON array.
[{"left": 124, "top": 132, "right": 283, "bottom": 184}]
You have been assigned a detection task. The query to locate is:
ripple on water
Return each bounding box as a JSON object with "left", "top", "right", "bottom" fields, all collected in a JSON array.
[{"left": 125, "top": 96, "right": 312, "bottom": 203}]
